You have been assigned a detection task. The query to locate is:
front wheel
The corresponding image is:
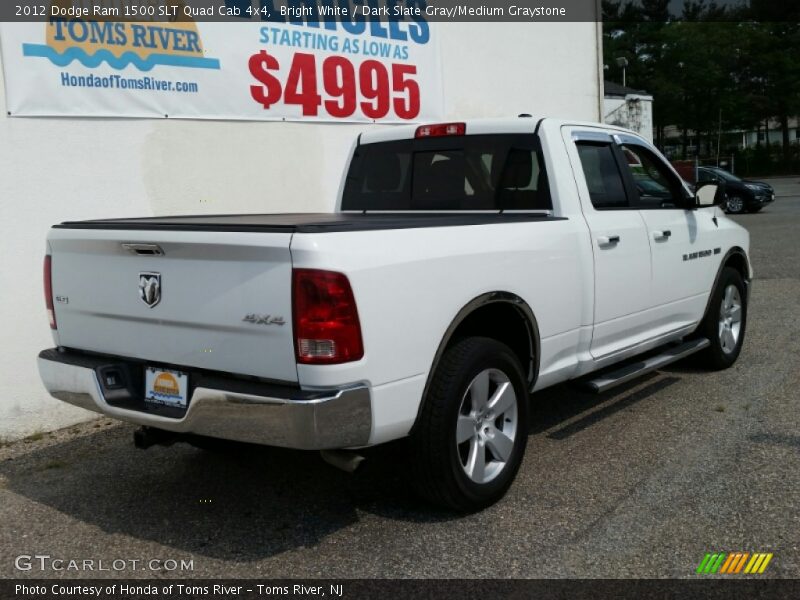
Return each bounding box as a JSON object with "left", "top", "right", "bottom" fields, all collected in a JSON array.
[
  {"left": 696, "top": 267, "right": 747, "bottom": 369},
  {"left": 725, "top": 195, "right": 746, "bottom": 214},
  {"left": 409, "top": 337, "right": 529, "bottom": 512}
]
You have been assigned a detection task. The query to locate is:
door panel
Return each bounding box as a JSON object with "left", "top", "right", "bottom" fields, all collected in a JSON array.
[
  {"left": 639, "top": 209, "right": 717, "bottom": 331},
  {"left": 565, "top": 129, "right": 653, "bottom": 359},
  {"left": 617, "top": 142, "right": 717, "bottom": 331},
  {"left": 584, "top": 210, "right": 653, "bottom": 358}
]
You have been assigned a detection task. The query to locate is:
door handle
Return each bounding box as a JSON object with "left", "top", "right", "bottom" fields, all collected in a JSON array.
[
  {"left": 597, "top": 235, "right": 621, "bottom": 246},
  {"left": 653, "top": 230, "right": 672, "bottom": 240}
]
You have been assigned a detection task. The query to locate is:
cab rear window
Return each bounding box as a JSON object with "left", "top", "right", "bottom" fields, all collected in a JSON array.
[{"left": 341, "top": 134, "right": 551, "bottom": 211}]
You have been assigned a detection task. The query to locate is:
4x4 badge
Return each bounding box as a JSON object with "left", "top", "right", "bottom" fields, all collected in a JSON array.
[{"left": 242, "top": 313, "right": 285, "bottom": 326}]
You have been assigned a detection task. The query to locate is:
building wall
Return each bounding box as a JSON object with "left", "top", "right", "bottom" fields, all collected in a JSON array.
[
  {"left": 0, "top": 22, "right": 602, "bottom": 441},
  {"left": 604, "top": 94, "right": 654, "bottom": 142},
  {"left": 742, "top": 128, "right": 800, "bottom": 148}
]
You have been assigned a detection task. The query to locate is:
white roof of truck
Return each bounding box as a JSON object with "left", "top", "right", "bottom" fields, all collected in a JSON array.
[{"left": 358, "top": 117, "right": 639, "bottom": 145}]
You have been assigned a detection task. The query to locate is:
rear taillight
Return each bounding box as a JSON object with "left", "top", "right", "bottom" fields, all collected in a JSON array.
[
  {"left": 415, "top": 122, "right": 466, "bottom": 138},
  {"left": 292, "top": 269, "right": 363, "bottom": 364},
  {"left": 44, "top": 255, "right": 56, "bottom": 329}
]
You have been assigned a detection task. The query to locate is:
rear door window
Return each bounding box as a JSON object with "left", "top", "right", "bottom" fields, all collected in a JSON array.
[{"left": 575, "top": 142, "right": 631, "bottom": 209}]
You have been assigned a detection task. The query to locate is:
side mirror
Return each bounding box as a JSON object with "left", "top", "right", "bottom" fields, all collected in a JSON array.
[{"left": 695, "top": 181, "right": 725, "bottom": 208}]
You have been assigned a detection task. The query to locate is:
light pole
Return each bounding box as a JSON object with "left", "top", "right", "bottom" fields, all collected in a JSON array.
[{"left": 615, "top": 57, "right": 629, "bottom": 88}]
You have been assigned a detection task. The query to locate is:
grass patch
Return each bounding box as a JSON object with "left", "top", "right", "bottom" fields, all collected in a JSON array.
[
  {"left": 24, "top": 431, "right": 45, "bottom": 442},
  {"left": 715, "top": 405, "right": 726, "bottom": 412}
]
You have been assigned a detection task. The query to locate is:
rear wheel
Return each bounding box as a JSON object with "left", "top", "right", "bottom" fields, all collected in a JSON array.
[
  {"left": 696, "top": 267, "right": 747, "bottom": 369},
  {"left": 409, "top": 337, "right": 529, "bottom": 512}
]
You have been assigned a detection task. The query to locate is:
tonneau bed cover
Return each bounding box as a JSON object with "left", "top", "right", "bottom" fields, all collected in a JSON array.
[{"left": 54, "top": 212, "right": 557, "bottom": 233}]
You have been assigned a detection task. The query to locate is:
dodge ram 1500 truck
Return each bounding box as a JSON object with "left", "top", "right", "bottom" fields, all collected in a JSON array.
[{"left": 38, "top": 118, "right": 750, "bottom": 511}]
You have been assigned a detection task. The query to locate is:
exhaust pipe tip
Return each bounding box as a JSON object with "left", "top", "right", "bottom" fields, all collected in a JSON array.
[
  {"left": 320, "top": 449, "right": 365, "bottom": 473},
  {"left": 134, "top": 426, "right": 179, "bottom": 450},
  {"left": 133, "top": 428, "right": 152, "bottom": 449}
]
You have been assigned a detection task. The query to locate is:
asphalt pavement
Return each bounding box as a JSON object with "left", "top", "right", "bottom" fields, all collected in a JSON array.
[{"left": 1, "top": 178, "right": 798, "bottom": 579}]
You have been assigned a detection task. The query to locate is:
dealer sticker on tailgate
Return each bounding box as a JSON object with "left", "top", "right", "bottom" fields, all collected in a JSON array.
[{"left": 144, "top": 367, "right": 188, "bottom": 408}]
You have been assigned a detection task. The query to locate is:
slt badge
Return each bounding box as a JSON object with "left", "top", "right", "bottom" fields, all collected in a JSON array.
[{"left": 139, "top": 272, "right": 161, "bottom": 308}]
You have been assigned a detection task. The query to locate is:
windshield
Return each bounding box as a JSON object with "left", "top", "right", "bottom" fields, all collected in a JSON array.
[{"left": 341, "top": 134, "right": 551, "bottom": 211}]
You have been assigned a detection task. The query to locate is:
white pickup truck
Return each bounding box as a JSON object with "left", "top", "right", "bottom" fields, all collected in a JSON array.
[{"left": 38, "top": 117, "right": 750, "bottom": 511}]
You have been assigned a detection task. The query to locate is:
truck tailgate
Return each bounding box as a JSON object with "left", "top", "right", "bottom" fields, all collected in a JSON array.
[{"left": 47, "top": 227, "right": 297, "bottom": 382}]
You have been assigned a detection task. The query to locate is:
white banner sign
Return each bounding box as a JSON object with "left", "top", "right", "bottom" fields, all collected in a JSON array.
[{"left": 0, "top": 16, "right": 442, "bottom": 122}]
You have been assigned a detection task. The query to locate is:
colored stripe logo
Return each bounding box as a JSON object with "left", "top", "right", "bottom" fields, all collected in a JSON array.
[
  {"left": 696, "top": 552, "right": 773, "bottom": 574},
  {"left": 22, "top": 45, "right": 221, "bottom": 72}
]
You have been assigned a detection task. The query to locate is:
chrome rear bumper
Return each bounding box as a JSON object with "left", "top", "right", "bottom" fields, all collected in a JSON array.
[{"left": 37, "top": 349, "right": 371, "bottom": 450}]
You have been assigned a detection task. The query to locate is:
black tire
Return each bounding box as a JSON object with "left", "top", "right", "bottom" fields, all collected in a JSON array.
[
  {"left": 696, "top": 267, "right": 747, "bottom": 370},
  {"left": 409, "top": 337, "right": 529, "bottom": 512},
  {"left": 725, "top": 195, "right": 746, "bottom": 214}
]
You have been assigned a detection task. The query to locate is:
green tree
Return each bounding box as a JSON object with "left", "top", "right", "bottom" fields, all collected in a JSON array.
[{"left": 603, "top": 0, "right": 800, "bottom": 166}]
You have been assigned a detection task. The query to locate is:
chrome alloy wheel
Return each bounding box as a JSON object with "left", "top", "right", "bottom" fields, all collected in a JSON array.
[
  {"left": 718, "top": 284, "right": 743, "bottom": 355},
  {"left": 726, "top": 196, "right": 745, "bottom": 213},
  {"left": 455, "top": 368, "right": 518, "bottom": 484}
]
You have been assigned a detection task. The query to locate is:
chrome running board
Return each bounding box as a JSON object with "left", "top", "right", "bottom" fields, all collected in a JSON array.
[{"left": 585, "top": 338, "right": 710, "bottom": 393}]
